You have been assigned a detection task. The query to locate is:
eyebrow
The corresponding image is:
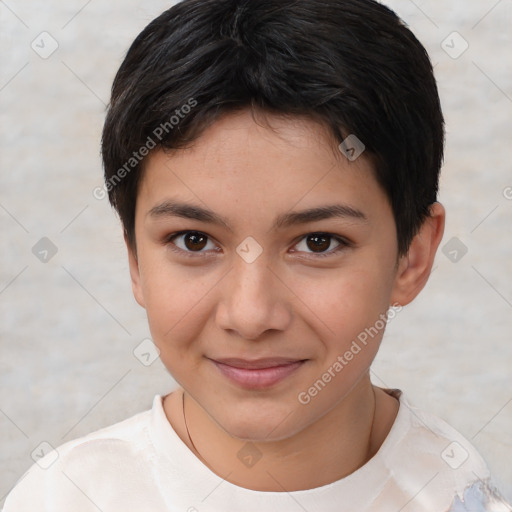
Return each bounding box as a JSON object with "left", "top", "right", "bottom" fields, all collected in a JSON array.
[{"left": 147, "top": 200, "right": 368, "bottom": 231}]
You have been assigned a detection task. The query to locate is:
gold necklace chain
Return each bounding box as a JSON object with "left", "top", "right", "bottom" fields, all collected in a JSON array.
[
  {"left": 182, "top": 390, "right": 208, "bottom": 464},
  {"left": 181, "top": 387, "right": 377, "bottom": 471}
]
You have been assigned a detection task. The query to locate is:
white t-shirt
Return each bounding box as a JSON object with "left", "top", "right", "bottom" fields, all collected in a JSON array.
[{"left": 3, "top": 389, "right": 511, "bottom": 512}]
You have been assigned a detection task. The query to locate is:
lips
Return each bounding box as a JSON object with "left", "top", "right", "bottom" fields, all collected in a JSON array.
[
  {"left": 209, "top": 357, "right": 307, "bottom": 389},
  {"left": 212, "top": 357, "right": 305, "bottom": 369}
]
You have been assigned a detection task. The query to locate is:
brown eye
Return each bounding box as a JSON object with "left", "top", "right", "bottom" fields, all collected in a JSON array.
[
  {"left": 183, "top": 232, "right": 208, "bottom": 251},
  {"left": 292, "top": 232, "right": 347, "bottom": 257},
  {"left": 305, "top": 234, "right": 332, "bottom": 252},
  {"left": 167, "top": 231, "right": 217, "bottom": 255}
]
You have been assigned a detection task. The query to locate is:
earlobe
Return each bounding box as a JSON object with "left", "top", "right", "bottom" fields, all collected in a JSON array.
[
  {"left": 125, "top": 233, "right": 146, "bottom": 309},
  {"left": 390, "top": 202, "right": 445, "bottom": 306}
]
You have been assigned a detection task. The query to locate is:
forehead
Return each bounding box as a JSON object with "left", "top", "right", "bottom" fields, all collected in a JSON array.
[{"left": 137, "top": 109, "right": 389, "bottom": 224}]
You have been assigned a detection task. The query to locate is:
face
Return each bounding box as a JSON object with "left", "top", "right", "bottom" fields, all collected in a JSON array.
[{"left": 128, "top": 109, "right": 405, "bottom": 442}]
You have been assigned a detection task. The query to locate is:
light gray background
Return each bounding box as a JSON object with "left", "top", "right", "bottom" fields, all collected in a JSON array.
[{"left": 1, "top": 0, "right": 511, "bottom": 506}]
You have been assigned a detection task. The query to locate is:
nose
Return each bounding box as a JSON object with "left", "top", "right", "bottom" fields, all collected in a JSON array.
[{"left": 215, "top": 255, "right": 292, "bottom": 341}]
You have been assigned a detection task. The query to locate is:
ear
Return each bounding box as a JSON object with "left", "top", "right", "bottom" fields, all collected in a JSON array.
[
  {"left": 390, "top": 202, "right": 445, "bottom": 307},
  {"left": 125, "top": 233, "right": 146, "bottom": 309}
]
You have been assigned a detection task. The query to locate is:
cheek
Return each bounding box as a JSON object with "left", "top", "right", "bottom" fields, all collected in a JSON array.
[
  {"left": 138, "top": 252, "right": 217, "bottom": 350},
  {"left": 294, "top": 263, "right": 393, "bottom": 350}
]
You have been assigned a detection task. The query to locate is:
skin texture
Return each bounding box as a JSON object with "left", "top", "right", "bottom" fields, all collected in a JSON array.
[{"left": 127, "top": 109, "right": 445, "bottom": 491}]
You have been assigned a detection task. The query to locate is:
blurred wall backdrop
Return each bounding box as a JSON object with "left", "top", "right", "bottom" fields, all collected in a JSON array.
[{"left": 1, "top": 0, "right": 511, "bottom": 505}]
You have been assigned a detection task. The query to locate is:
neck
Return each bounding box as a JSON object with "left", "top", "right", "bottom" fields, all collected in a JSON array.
[{"left": 166, "top": 376, "right": 398, "bottom": 492}]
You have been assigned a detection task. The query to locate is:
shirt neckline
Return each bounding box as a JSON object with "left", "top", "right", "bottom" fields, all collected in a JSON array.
[{"left": 149, "top": 388, "right": 410, "bottom": 506}]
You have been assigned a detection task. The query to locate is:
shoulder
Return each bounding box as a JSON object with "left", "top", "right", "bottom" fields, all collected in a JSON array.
[
  {"left": 398, "top": 392, "right": 489, "bottom": 474},
  {"left": 3, "top": 397, "right": 158, "bottom": 512},
  {"left": 385, "top": 390, "right": 511, "bottom": 510}
]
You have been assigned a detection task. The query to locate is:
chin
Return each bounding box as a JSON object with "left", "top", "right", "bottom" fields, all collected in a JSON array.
[{"left": 215, "top": 406, "right": 305, "bottom": 443}]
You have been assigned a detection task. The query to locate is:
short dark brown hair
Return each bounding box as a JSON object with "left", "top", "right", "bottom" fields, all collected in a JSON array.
[{"left": 101, "top": 0, "right": 444, "bottom": 255}]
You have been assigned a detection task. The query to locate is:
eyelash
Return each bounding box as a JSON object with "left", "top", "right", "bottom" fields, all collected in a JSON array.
[{"left": 164, "top": 231, "right": 351, "bottom": 259}]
